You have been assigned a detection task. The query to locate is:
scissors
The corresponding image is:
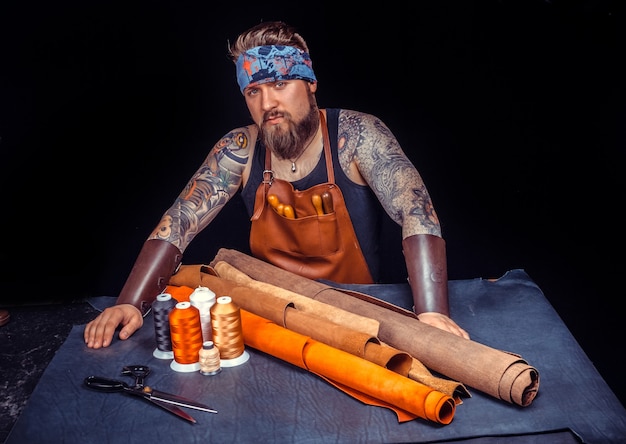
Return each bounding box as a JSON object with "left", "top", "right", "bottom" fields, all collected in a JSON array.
[{"left": 84, "top": 364, "right": 217, "bottom": 424}]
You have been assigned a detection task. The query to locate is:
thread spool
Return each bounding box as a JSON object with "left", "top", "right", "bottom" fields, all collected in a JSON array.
[
  {"left": 210, "top": 296, "right": 249, "bottom": 367},
  {"left": 189, "top": 286, "right": 216, "bottom": 343},
  {"left": 199, "top": 340, "right": 222, "bottom": 376},
  {"left": 152, "top": 293, "right": 178, "bottom": 359},
  {"left": 169, "top": 301, "right": 203, "bottom": 372}
]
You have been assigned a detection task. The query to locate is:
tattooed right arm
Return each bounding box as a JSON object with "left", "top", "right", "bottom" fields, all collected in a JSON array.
[{"left": 147, "top": 126, "right": 255, "bottom": 252}]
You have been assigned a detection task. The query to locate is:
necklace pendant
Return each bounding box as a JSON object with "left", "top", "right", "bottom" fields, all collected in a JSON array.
[{"left": 291, "top": 162, "right": 297, "bottom": 173}]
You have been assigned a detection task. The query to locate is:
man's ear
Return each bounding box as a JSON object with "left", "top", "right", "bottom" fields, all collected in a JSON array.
[{"left": 308, "top": 80, "right": 318, "bottom": 93}]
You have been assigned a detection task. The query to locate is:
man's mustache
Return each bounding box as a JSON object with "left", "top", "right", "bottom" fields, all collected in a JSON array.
[{"left": 263, "top": 111, "right": 288, "bottom": 122}]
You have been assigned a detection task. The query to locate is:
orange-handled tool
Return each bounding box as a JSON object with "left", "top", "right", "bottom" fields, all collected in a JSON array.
[
  {"left": 275, "top": 203, "right": 285, "bottom": 216},
  {"left": 311, "top": 194, "right": 324, "bottom": 216},
  {"left": 283, "top": 205, "right": 296, "bottom": 219},
  {"left": 267, "top": 194, "right": 280, "bottom": 209}
]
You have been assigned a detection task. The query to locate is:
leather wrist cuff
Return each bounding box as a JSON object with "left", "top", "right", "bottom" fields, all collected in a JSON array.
[
  {"left": 116, "top": 239, "right": 183, "bottom": 316},
  {"left": 402, "top": 234, "right": 450, "bottom": 316}
]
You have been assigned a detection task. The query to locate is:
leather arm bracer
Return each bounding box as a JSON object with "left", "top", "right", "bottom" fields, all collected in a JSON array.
[
  {"left": 402, "top": 234, "right": 450, "bottom": 316},
  {"left": 116, "top": 239, "right": 183, "bottom": 316}
]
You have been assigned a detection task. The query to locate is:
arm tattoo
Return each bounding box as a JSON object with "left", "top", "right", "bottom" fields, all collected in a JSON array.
[
  {"left": 338, "top": 110, "right": 441, "bottom": 237},
  {"left": 148, "top": 129, "right": 252, "bottom": 250}
]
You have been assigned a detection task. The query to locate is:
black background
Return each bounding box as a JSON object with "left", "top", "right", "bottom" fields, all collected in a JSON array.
[{"left": 1, "top": 1, "right": 624, "bottom": 406}]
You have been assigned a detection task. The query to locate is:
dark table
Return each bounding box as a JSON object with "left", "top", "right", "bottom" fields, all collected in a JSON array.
[{"left": 3, "top": 269, "right": 626, "bottom": 443}]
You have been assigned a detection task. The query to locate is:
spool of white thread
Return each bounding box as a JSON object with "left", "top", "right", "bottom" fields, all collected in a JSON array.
[{"left": 189, "top": 286, "right": 216, "bottom": 343}]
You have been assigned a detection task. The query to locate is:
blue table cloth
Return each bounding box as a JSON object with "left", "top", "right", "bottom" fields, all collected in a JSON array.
[{"left": 6, "top": 269, "right": 626, "bottom": 443}]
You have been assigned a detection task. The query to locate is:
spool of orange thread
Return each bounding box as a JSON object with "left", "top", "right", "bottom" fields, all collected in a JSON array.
[
  {"left": 210, "top": 296, "right": 250, "bottom": 367},
  {"left": 169, "top": 301, "right": 203, "bottom": 372}
]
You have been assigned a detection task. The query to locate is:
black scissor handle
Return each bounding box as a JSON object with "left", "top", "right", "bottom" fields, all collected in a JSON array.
[
  {"left": 84, "top": 375, "right": 131, "bottom": 393},
  {"left": 121, "top": 365, "right": 151, "bottom": 387}
]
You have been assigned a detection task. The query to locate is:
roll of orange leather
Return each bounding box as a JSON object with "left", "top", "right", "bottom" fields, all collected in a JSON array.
[{"left": 239, "top": 309, "right": 456, "bottom": 424}]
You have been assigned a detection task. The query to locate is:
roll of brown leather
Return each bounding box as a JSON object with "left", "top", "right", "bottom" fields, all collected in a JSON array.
[{"left": 207, "top": 248, "right": 540, "bottom": 407}]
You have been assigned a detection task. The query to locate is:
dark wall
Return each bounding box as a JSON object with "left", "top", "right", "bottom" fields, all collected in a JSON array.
[{"left": 1, "top": 1, "right": 624, "bottom": 404}]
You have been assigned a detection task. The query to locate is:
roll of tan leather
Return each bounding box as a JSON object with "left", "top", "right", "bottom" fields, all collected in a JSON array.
[
  {"left": 169, "top": 265, "right": 467, "bottom": 401},
  {"left": 170, "top": 264, "right": 379, "bottom": 337}
]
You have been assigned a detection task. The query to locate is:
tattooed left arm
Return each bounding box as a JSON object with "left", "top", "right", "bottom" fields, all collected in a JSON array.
[{"left": 337, "top": 110, "right": 442, "bottom": 240}]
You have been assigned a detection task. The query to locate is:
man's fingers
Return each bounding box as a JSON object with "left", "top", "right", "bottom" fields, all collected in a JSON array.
[
  {"left": 417, "top": 312, "right": 470, "bottom": 339},
  {"left": 84, "top": 307, "right": 126, "bottom": 348},
  {"left": 118, "top": 316, "right": 143, "bottom": 340}
]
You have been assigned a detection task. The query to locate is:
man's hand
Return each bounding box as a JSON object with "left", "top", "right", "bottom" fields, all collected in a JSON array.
[
  {"left": 84, "top": 304, "right": 143, "bottom": 349},
  {"left": 417, "top": 312, "right": 470, "bottom": 339}
]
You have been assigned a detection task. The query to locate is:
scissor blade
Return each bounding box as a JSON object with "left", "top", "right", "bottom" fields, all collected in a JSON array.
[
  {"left": 149, "top": 389, "right": 218, "bottom": 414},
  {"left": 148, "top": 398, "right": 197, "bottom": 423}
]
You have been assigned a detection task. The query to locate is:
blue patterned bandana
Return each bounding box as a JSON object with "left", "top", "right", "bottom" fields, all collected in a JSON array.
[{"left": 236, "top": 45, "right": 317, "bottom": 93}]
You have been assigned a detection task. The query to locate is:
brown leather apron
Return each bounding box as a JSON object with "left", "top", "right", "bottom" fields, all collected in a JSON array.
[{"left": 249, "top": 111, "right": 374, "bottom": 284}]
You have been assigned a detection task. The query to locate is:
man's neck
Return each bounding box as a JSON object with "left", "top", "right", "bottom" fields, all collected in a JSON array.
[{"left": 271, "top": 125, "right": 323, "bottom": 180}]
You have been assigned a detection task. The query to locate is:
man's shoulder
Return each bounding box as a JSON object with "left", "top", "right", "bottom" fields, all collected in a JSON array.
[
  {"left": 335, "top": 108, "right": 382, "bottom": 126},
  {"left": 217, "top": 124, "right": 258, "bottom": 149},
  {"left": 335, "top": 108, "right": 374, "bottom": 118},
  {"left": 222, "top": 123, "right": 257, "bottom": 138}
]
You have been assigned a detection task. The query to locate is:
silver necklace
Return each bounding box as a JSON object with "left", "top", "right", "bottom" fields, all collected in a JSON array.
[
  {"left": 289, "top": 149, "right": 307, "bottom": 173},
  {"left": 288, "top": 133, "right": 321, "bottom": 173}
]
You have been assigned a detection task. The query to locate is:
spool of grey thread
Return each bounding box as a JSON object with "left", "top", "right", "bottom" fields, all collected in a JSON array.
[{"left": 152, "top": 293, "right": 177, "bottom": 359}]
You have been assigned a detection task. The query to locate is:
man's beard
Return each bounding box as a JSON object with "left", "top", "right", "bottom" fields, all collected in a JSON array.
[{"left": 260, "top": 101, "right": 319, "bottom": 160}]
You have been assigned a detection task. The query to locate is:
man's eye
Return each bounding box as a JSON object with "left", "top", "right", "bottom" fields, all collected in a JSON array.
[
  {"left": 246, "top": 88, "right": 259, "bottom": 96},
  {"left": 275, "top": 81, "right": 286, "bottom": 88}
]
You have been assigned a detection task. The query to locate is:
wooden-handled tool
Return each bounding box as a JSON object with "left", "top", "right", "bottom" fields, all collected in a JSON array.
[{"left": 321, "top": 191, "right": 333, "bottom": 214}]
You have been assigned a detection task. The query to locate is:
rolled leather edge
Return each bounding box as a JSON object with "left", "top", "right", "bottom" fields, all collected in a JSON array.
[{"left": 500, "top": 362, "right": 540, "bottom": 406}]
